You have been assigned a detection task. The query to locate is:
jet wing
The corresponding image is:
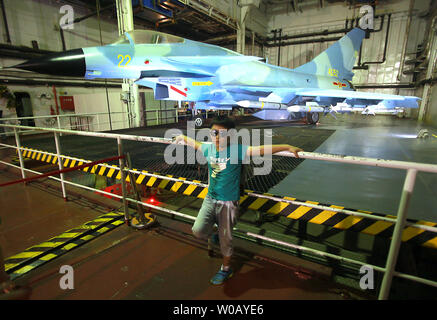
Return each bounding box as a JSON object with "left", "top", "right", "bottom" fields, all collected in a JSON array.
[
  {"left": 293, "top": 88, "right": 420, "bottom": 108},
  {"left": 224, "top": 86, "right": 420, "bottom": 109}
]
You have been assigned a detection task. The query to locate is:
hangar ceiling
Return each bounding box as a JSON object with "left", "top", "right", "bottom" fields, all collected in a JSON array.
[{"left": 61, "top": 0, "right": 240, "bottom": 44}]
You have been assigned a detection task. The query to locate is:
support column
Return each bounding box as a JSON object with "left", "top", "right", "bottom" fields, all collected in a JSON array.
[
  {"left": 237, "top": 0, "right": 260, "bottom": 54},
  {"left": 236, "top": 6, "right": 249, "bottom": 54},
  {"left": 116, "top": 0, "right": 141, "bottom": 128},
  {"left": 418, "top": 23, "right": 437, "bottom": 122}
]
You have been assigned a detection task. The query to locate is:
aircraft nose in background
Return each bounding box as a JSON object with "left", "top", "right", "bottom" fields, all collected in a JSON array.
[{"left": 12, "top": 48, "right": 86, "bottom": 77}]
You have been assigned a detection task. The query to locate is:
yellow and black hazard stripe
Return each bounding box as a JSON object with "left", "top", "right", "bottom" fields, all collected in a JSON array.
[
  {"left": 4, "top": 212, "right": 124, "bottom": 280},
  {"left": 18, "top": 148, "right": 437, "bottom": 250}
]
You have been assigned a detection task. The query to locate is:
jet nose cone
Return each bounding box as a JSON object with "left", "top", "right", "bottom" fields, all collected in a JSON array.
[{"left": 13, "top": 48, "right": 85, "bottom": 77}]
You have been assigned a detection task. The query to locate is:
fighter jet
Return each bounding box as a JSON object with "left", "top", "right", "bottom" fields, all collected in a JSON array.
[{"left": 10, "top": 28, "right": 419, "bottom": 126}]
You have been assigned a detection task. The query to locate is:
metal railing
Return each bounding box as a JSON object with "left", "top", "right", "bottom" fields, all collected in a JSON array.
[
  {"left": 1, "top": 122, "right": 437, "bottom": 299},
  {"left": 144, "top": 108, "right": 223, "bottom": 126},
  {"left": 0, "top": 111, "right": 129, "bottom": 135}
]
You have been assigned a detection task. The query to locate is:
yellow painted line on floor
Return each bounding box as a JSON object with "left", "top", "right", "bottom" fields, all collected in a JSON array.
[
  {"left": 170, "top": 177, "right": 185, "bottom": 192},
  {"left": 401, "top": 221, "right": 437, "bottom": 242},
  {"left": 183, "top": 180, "right": 200, "bottom": 195},
  {"left": 136, "top": 171, "right": 148, "bottom": 184},
  {"left": 146, "top": 176, "right": 157, "bottom": 187},
  {"left": 197, "top": 187, "right": 208, "bottom": 199},
  {"left": 90, "top": 218, "right": 112, "bottom": 223},
  {"left": 4, "top": 263, "right": 18, "bottom": 271},
  {"left": 287, "top": 201, "right": 319, "bottom": 219},
  {"left": 58, "top": 232, "right": 80, "bottom": 238},
  {"left": 9, "top": 251, "right": 43, "bottom": 259},
  {"left": 98, "top": 165, "right": 106, "bottom": 176},
  {"left": 80, "top": 235, "right": 94, "bottom": 241},
  {"left": 14, "top": 265, "right": 36, "bottom": 274},
  {"left": 361, "top": 221, "right": 393, "bottom": 235},
  {"left": 333, "top": 216, "right": 363, "bottom": 230},
  {"left": 158, "top": 178, "right": 170, "bottom": 189},
  {"left": 37, "top": 241, "right": 65, "bottom": 248},
  {"left": 39, "top": 253, "right": 58, "bottom": 261},
  {"left": 423, "top": 237, "right": 437, "bottom": 249},
  {"left": 115, "top": 170, "right": 122, "bottom": 180},
  {"left": 96, "top": 227, "right": 110, "bottom": 233},
  {"left": 309, "top": 205, "right": 344, "bottom": 225},
  {"left": 106, "top": 167, "right": 116, "bottom": 178},
  {"left": 248, "top": 198, "right": 269, "bottom": 210},
  {"left": 63, "top": 243, "right": 78, "bottom": 250},
  {"left": 267, "top": 196, "right": 296, "bottom": 215},
  {"left": 239, "top": 195, "right": 249, "bottom": 204}
]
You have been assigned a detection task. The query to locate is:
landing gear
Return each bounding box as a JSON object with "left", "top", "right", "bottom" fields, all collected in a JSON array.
[{"left": 306, "top": 112, "right": 319, "bottom": 124}]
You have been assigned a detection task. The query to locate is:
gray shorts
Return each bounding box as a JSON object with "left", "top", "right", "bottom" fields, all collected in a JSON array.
[{"left": 192, "top": 194, "right": 240, "bottom": 257}]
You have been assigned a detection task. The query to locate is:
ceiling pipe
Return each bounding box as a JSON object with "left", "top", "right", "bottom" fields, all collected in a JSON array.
[
  {"left": 265, "top": 15, "right": 385, "bottom": 43},
  {"left": 354, "top": 14, "right": 391, "bottom": 70}
]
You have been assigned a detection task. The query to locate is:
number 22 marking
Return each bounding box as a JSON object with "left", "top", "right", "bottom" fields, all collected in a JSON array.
[
  {"left": 328, "top": 68, "right": 339, "bottom": 77},
  {"left": 117, "top": 54, "right": 131, "bottom": 67}
]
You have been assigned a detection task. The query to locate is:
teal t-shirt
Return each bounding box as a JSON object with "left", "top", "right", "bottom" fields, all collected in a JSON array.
[{"left": 201, "top": 142, "right": 248, "bottom": 201}]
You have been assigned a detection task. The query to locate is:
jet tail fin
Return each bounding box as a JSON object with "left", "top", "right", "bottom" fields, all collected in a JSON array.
[{"left": 293, "top": 28, "right": 366, "bottom": 81}]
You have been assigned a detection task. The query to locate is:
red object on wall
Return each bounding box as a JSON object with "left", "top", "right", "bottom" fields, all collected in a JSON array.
[{"left": 59, "top": 96, "right": 75, "bottom": 111}]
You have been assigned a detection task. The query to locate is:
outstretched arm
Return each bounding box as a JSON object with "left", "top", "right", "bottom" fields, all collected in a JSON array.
[
  {"left": 174, "top": 135, "right": 202, "bottom": 151},
  {"left": 247, "top": 144, "right": 303, "bottom": 158}
]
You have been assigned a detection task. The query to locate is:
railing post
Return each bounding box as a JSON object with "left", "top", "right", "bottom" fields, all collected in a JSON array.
[
  {"left": 378, "top": 168, "right": 417, "bottom": 300},
  {"left": 117, "top": 137, "right": 130, "bottom": 224},
  {"left": 54, "top": 132, "right": 67, "bottom": 200},
  {"left": 13, "top": 128, "right": 26, "bottom": 180},
  {"left": 56, "top": 115, "right": 62, "bottom": 136}
]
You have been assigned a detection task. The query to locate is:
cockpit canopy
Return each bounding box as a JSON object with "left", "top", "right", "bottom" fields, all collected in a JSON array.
[{"left": 110, "top": 30, "right": 185, "bottom": 45}]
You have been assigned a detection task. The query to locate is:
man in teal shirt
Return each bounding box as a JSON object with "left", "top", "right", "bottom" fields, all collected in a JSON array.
[{"left": 175, "top": 116, "right": 303, "bottom": 285}]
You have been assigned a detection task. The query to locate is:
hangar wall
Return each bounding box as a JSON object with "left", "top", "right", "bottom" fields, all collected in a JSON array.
[
  {"left": 427, "top": 84, "right": 437, "bottom": 126},
  {"left": 265, "top": 0, "right": 435, "bottom": 122},
  {"left": 0, "top": 0, "right": 176, "bottom": 130},
  {"left": 1, "top": 0, "right": 436, "bottom": 127}
]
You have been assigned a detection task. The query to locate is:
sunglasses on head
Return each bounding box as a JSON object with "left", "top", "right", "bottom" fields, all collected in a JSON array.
[{"left": 210, "top": 129, "right": 228, "bottom": 137}]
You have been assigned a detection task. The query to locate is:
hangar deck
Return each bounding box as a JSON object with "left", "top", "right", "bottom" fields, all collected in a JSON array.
[{"left": 1, "top": 115, "right": 437, "bottom": 300}]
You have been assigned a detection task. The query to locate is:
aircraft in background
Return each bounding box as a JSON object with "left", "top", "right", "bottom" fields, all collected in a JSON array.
[{"left": 8, "top": 28, "right": 419, "bottom": 127}]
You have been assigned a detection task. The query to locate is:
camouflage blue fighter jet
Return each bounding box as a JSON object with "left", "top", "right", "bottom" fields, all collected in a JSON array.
[{"left": 10, "top": 28, "right": 419, "bottom": 126}]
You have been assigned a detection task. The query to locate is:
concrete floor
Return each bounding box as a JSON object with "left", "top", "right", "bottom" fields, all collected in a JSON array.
[
  {"left": 0, "top": 167, "right": 370, "bottom": 301},
  {"left": 270, "top": 114, "right": 437, "bottom": 221}
]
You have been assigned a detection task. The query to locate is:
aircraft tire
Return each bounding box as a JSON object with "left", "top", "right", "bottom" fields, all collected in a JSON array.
[
  {"left": 306, "top": 112, "right": 319, "bottom": 124},
  {"left": 194, "top": 116, "right": 203, "bottom": 128}
]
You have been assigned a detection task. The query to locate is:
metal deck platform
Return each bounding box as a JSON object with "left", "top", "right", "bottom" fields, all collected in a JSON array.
[
  {"left": 2, "top": 115, "right": 437, "bottom": 299},
  {"left": 1, "top": 170, "right": 369, "bottom": 300}
]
